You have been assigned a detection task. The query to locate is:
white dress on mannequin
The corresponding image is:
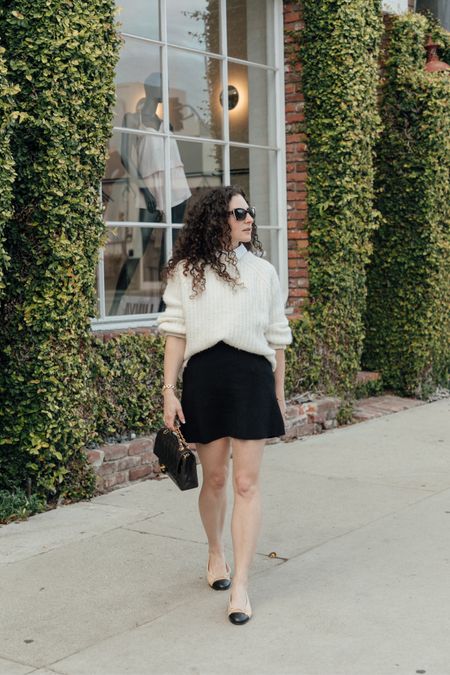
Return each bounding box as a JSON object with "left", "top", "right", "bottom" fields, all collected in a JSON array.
[{"left": 136, "top": 117, "right": 191, "bottom": 212}]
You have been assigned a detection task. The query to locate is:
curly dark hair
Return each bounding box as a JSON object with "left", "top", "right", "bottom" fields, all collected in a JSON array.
[{"left": 163, "top": 185, "right": 263, "bottom": 296}]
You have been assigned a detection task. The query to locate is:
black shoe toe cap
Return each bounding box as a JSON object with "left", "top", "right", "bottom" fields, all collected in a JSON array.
[
  {"left": 212, "top": 578, "right": 232, "bottom": 591},
  {"left": 228, "top": 611, "right": 250, "bottom": 625}
]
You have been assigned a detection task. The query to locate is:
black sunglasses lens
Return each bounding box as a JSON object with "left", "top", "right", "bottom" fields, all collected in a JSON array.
[
  {"left": 233, "top": 207, "right": 255, "bottom": 220},
  {"left": 234, "top": 208, "right": 247, "bottom": 221}
]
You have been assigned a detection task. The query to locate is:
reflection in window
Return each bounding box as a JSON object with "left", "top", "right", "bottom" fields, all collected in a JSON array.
[
  {"left": 118, "top": 0, "right": 160, "bottom": 41},
  {"left": 230, "top": 146, "right": 277, "bottom": 230},
  {"left": 227, "top": 0, "right": 270, "bottom": 65},
  {"left": 227, "top": 64, "right": 273, "bottom": 146},
  {"left": 103, "top": 126, "right": 193, "bottom": 310},
  {"left": 113, "top": 39, "right": 161, "bottom": 128},
  {"left": 167, "top": 0, "right": 220, "bottom": 53},
  {"left": 257, "top": 229, "right": 279, "bottom": 266},
  {"left": 173, "top": 141, "right": 223, "bottom": 221},
  {"left": 104, "top": 226, "right": 166, "bottom": 316},
  {"left": 168, "top": 49, "right": 222, "bottom": 140},
  {"left": 103, "top": 131, "right": 167, "bottom": 223}
]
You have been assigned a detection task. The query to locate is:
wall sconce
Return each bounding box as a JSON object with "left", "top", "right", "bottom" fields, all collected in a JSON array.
[
  {"left": 219, "top": 85, "right": 239, "bottom": 110},
  {"left": 424, "top": 36, "right": 450, "bottom": 73}
]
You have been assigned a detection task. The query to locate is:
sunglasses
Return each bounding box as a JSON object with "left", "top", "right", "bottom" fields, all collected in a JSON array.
[{"left": 228, "top": 206, "right": 256, "bottom": 221}]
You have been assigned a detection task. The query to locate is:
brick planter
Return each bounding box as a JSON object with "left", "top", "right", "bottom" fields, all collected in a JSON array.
[
  {"left": 266, "top": 395, "right": 340, "bottom": 444},
  {"left": 87, "top": 434, "right": 160, "bottom": 494},
  {"left": 87, "top": 396, "right": 341, "bottom": 494}
]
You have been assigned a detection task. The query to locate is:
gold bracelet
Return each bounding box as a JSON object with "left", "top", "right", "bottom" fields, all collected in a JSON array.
[{"left": 162, "top": 384, "right": 177, "bottom": 394}]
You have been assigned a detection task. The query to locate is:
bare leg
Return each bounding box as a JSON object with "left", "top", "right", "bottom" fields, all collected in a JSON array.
[
  {"left": 230, "top": 438, "right": 265, "bottom": 608},
  {"left": 196, "top": 437, "right": 231, "bottom": 576}
]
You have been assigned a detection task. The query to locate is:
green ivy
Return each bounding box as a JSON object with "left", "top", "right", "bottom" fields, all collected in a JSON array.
[
  {"left": 0, "top": 47, "right": 16, "bottom": 297},
  {"left": 295, "top": 0, "right": 383, "bottom": 395},
  {"left": 0, "top": 0, "right": 120, "bottom": 498},
  {"left": 284, "top": 315, "right": 321, "bottom": 397},
  {"left": 363, "top": 13, "right": 450, "bottom": 397},
  {"left": 85, "top": 333, "right": 166, "bottom": 443}
]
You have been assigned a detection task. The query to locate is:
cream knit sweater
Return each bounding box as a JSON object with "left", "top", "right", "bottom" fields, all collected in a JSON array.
[{"left": 157, "top": 248, "right": 292, "bottom": 371}]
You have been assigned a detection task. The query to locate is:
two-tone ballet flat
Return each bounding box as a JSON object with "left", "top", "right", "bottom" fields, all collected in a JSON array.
[
  {"left": 207, "top": 558, "right": 232, "bottom": 591},
  {"left": 227, "top": 591, "right": 252, "bottom": 625}
]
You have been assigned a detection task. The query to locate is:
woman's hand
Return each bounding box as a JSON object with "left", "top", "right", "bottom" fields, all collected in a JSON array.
[{"left": 163, "top": 390, "right": 186, "bottom": 430}]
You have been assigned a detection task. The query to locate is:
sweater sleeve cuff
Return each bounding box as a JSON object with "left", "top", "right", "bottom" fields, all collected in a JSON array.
[
  {"left": 265, "top": 321, "right": 292, "bottom": 349},
  {"left": 156, "top": 317, "right": 186, "bottom": 337},
  {"left": 160, "top": 330, "right": 186, "bottom": 339}
]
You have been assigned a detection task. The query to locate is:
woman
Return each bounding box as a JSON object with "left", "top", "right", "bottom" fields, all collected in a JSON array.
[{"left": 157, "top": 185, "right": 292, "bottom": 625}]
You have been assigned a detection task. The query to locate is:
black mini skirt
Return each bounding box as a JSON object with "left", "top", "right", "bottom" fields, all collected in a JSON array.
[{"left": 179, "top": 341, "right": 285, "bottom": 444}]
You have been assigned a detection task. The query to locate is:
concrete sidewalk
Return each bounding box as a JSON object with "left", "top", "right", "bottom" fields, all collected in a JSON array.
[{"left": 1, "top": 399, "right": 449, "bottom": 675}]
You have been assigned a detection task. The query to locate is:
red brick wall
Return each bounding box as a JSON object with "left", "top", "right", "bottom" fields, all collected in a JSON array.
[{"left": 284, "top": 2, "right": 308, "bottom": 318}]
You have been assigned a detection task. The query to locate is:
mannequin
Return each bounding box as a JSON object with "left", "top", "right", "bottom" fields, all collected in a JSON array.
[
  {"left": 110, "top": 73, "right": 191, "bottom": 315},
  {"left": 120, "top": 72, "right": 191, "bottom": 223}
]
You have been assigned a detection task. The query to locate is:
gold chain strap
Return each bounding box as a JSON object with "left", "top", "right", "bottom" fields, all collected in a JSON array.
[
  {"left": 163, "top": 424, "right": 189, "bottom": 451},
  {"left": 173, "top": 424, "right": 188, "bottom": 447}
]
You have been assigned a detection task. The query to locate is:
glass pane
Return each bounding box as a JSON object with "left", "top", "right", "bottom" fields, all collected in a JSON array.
[
  {"left": 230, "top": 146, "right": 277, "bottom": 227},
  {"left": 117, "top": 0, "right": 160, "bottom": 41},
  {"left": 227, "top": 0, "right": 271, "bottom": 65},
  {"left": 168, "top": 49, "right": 222, "bottom": 139},
  {"left": 157, "top": 228, "right": 183, "bottom": 313},
  {"left": 113, "top": 38, "right": 161, "bottom": 128},
  {"left": 227, "top": 64, "right": 273, "bottom": 145},
  {"left": 167, "top": 0, "right": 220, "bottom": 53},
  {"left": 172, "top": 228, "right": 183, "bottom": 247},
  {"left": 103, "top": 130, "right": 167, "bottom": 223},
  {"left": 104, "top": 226, "right": 166, "bottom": 316},
  {"left": 256, "top": 229, "right": 279, "bottom": 269},
  {"left": 171, "top": 140, "right": 223, "bottom": 222}
]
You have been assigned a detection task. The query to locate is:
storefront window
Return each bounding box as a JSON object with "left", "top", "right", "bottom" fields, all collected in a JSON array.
[{"left": 94, "top": 0, "right": 286, "bottom": 327}]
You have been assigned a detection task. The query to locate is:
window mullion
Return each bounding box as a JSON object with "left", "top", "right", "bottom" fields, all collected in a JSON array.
[
  {"left": 160, "top": 0, "right": 172, "bottom": 261},
  {"left": 220, "top": 0, "right": 230, "bottom": 185},
  {"left": 98, "top": 182, "right": 106, "bottom": 319},
  {"left": 273, "top": 0, "right": 288, "bottom": 298},
  {"left": 98, "top": 247, "right": 106, "bottom": 319}
]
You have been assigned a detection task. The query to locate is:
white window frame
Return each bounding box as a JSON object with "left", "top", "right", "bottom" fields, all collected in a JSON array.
[
  {"left": 92, "top": 0, "right": 288, "bottom": 331},
  {"left": 382, "top": 0, "right": 410, "bottom": 13}
]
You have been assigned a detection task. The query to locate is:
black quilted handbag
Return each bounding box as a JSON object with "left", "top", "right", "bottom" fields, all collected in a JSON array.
[{"left": 154, "top": 426, "right": 198, "bottom": 491}]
